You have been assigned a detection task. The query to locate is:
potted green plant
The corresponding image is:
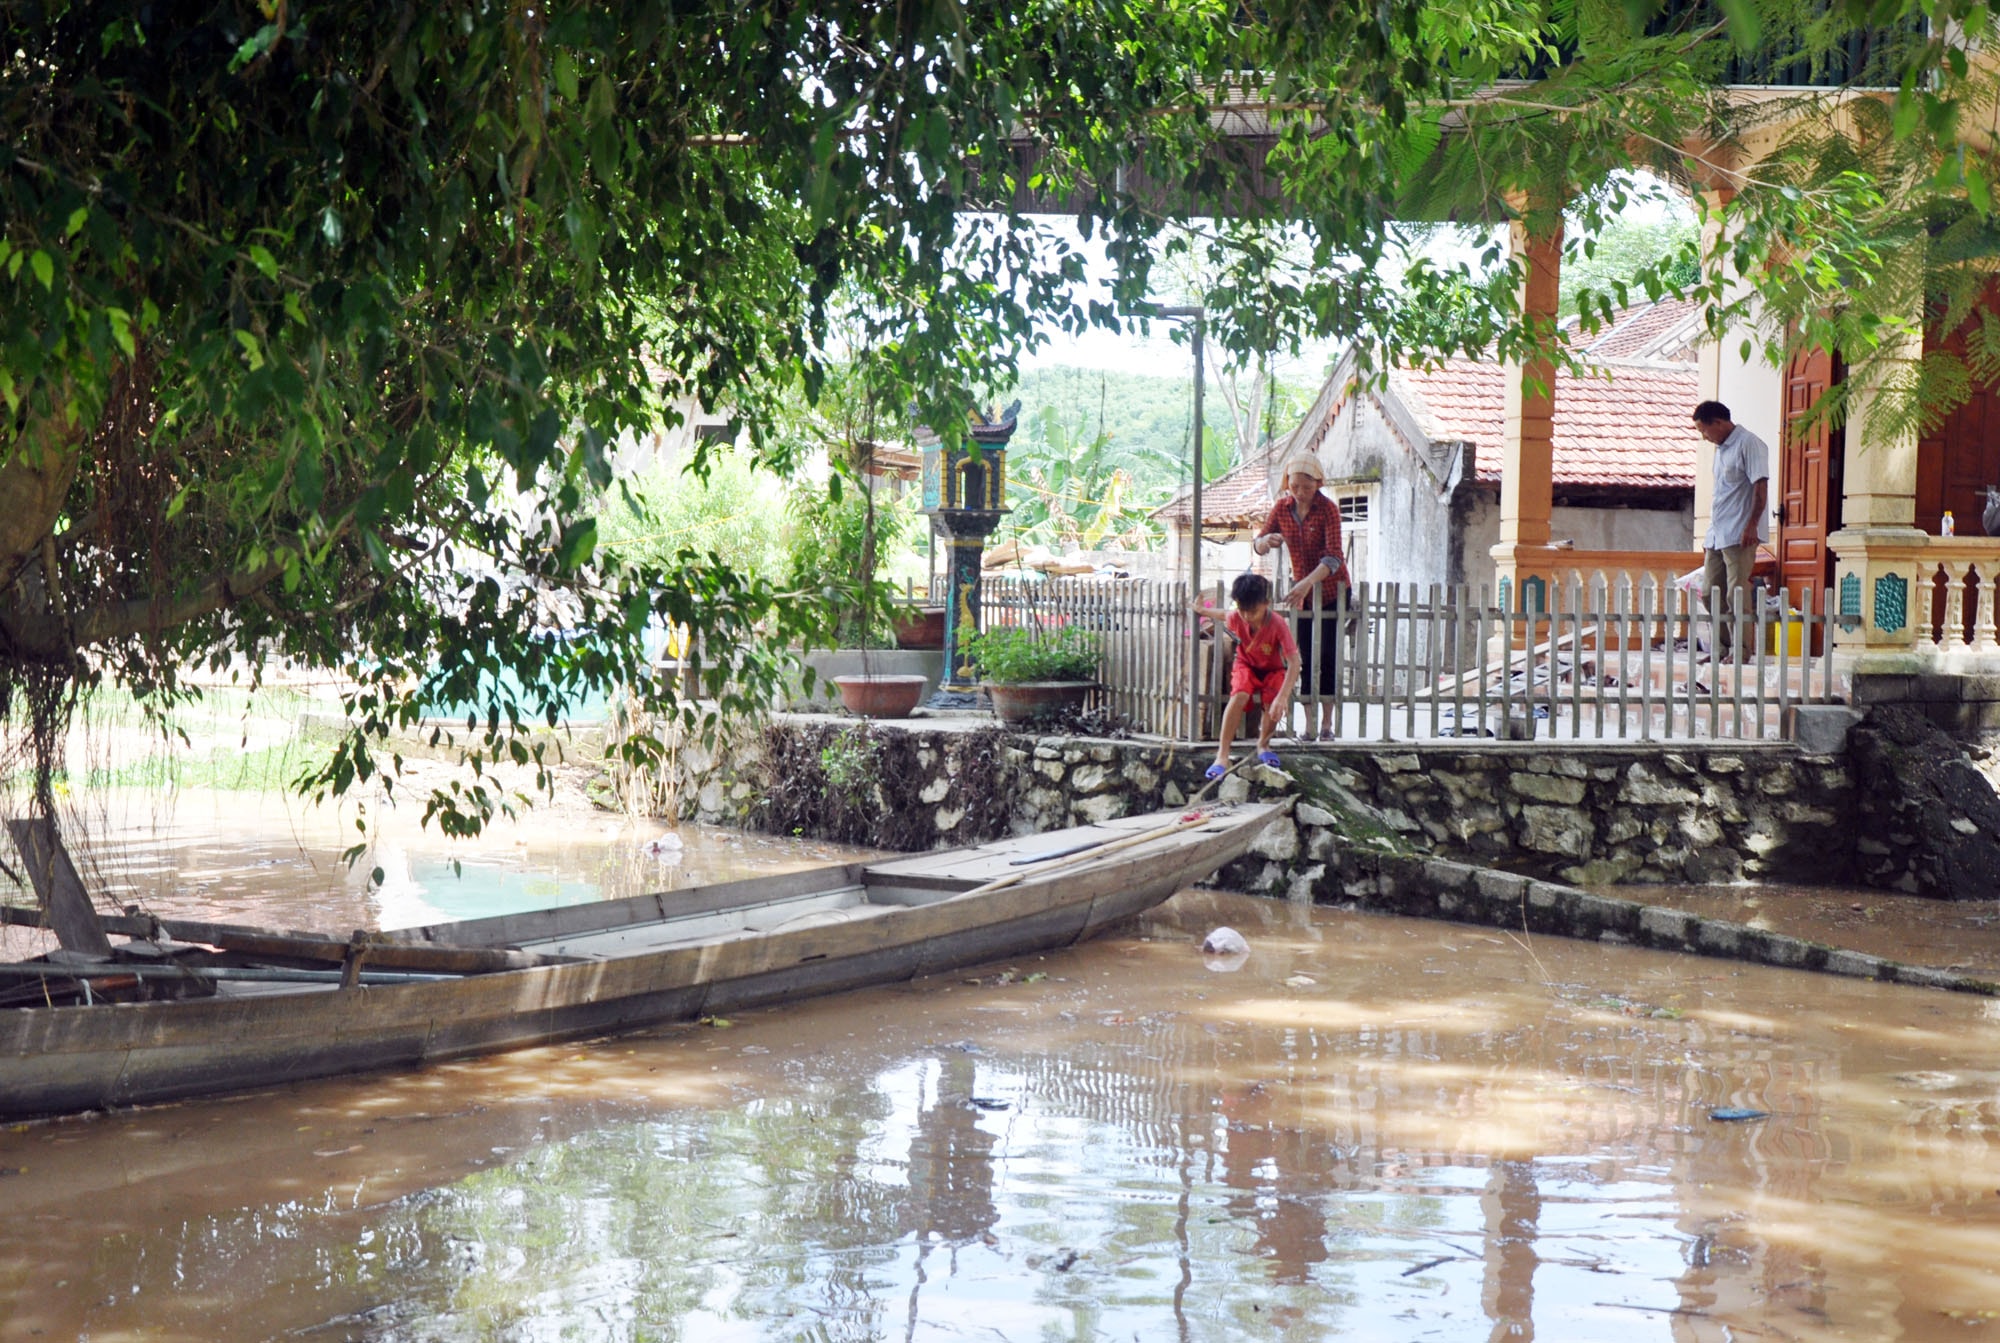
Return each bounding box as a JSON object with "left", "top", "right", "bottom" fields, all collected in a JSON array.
[
  {"left": 965, "top": 624, "right": 1101, "bottom": 726},
  {"left": 787, "top": 467, "right": 929, "bottom": 719}
]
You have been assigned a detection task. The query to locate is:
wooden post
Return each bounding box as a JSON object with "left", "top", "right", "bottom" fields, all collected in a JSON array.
[
  {"left": 8, "top": 818, "right": 113, "bottom": 959},
  {"left": 1490, "top": 215, "right": 1563, "bottom": 607}
]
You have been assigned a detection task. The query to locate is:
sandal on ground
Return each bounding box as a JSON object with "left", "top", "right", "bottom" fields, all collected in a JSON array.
[
  {"left": 1205, "top": 762, "right": 1228, "bottom": 781},
  {"left": 1256, "top": 750, "right": 1281, "bottom": 768}
]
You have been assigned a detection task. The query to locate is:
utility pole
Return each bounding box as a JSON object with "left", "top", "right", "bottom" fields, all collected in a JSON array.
[{"left": 1156, "top": 306, "right": 1205, "bottom": 740}]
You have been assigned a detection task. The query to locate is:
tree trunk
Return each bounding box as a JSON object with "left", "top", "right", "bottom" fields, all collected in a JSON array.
[{"left": 0, "top": 408, "right": 82, "bottom": 598}]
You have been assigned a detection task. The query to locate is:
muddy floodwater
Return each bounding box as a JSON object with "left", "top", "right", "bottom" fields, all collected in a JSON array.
[{"left": 7, "top": 878, "right": 2000, "bottom": 1342}]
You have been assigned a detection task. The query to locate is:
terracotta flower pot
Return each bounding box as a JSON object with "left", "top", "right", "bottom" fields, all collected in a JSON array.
[
  {"left": 833, "top": 673, "right": 928, "bottom": 719},
  {"left": 983, "top": 681, "right": 1094, "bottom": 726},
  {"left": 892, "top": 607, "right": 948, "bottom": 650}
]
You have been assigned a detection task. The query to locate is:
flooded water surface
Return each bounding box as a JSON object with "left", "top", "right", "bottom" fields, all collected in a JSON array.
[{"left": 6, "top": 887, "right": 2000, "bottom": 1341}]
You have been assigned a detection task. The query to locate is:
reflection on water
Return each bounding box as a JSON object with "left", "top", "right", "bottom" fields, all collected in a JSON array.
[{"left": 6, "top": 890, "right": 2000, "bottom": 1340}]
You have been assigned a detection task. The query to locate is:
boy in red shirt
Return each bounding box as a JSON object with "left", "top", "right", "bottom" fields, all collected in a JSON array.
[{"left": 1195, "top": 573, "right": 1301, "bottom": 779}]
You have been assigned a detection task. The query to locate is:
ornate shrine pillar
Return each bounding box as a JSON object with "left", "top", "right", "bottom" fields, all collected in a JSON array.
[{"left": 922, "top": 406, "right": 1017, "bottom": 699}]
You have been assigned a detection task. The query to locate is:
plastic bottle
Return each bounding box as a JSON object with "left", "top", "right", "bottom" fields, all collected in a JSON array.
[{"left": 1944, "top": 510, "right": 1957, "bottom": 536}]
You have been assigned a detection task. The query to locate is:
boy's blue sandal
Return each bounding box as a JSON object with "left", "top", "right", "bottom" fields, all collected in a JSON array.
[
  {"left": 1204, "top": 762, "right": 1228, "bottom": 781},
  {"left": 1256, "top": 750, "right": 1281, "bottom": 768}
]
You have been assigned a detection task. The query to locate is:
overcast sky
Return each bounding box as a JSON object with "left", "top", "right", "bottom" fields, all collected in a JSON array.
[{"left": 1018, "top": 176, "right": 1695, "bottom": 377}]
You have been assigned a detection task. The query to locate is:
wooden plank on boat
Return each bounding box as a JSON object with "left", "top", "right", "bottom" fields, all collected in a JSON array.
[
  {"left": 865, "top": 816, "right": 1162, "bottom": 880},
  {"left": 203, "top": 928, "right": 573, "bottom": 974},
  {"left": 954, "top": 813, "right": 1217, "bottom": 899},
  {"left": 0, "top": 905, "right": 574, "bottom": 974},
  {"left": 385, "top": 862, "right": 869, "bottom": 949},
  {"left": 7, "top": 819, "right": 112, "bottom": 959}
]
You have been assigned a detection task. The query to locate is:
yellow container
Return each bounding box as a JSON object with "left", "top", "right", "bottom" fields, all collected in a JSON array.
[{"left": 1765, "top": 612, "right": 1805, "bottom": 656}]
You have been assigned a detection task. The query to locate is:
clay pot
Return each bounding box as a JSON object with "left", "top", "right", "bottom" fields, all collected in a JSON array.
[
  {"left": 892, "top": 607, "right": 948, "bottom": 650},
  {"left": 833, "top": 673, "right": 928, "bottom": 719},
  {"left": 984, "top": 681, "right": 1094, "bottom": 726}
]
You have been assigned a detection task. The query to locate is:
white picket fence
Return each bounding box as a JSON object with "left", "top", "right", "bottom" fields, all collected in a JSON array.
[
  {"left": 955, "top": 573, "right": 1845, "bottom": 743},
  {"left": 1288, "top": 578, "right": 1842, "bottom": 743}
]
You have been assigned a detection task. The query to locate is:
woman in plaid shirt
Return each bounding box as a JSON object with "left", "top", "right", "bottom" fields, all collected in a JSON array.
[{"left": 1252, "top": 454, "right": 1347, "bottom": 740}]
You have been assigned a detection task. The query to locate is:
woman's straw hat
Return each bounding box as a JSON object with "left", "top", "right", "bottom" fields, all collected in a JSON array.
[{"left": 1282, "top": 454, "right": 1325, "bottom": 482}]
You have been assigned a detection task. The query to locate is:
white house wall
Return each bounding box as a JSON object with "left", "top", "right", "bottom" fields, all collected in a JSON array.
[
  {"left": 1459, "top": 494, "right": 1501, "bottom": 594},
  {"left": 1316, "top": 397, "right": 1458, "bottom": 590},
  {"left": 1551, "top": 503, "right": 1694, "bottom": 554},
  {"left": 1455, "top": 497, "right": 1692, "bottom": 596}
]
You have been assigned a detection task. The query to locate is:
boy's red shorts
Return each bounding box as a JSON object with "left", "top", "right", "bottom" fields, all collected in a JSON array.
[{"left": 1230, "top": 663, "right": 1288, "bottom": 706}]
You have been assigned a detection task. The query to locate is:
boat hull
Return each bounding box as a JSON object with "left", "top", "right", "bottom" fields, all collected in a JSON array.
[{"left": 0, "top": 803, "right": 1282, "bottom": 1119}]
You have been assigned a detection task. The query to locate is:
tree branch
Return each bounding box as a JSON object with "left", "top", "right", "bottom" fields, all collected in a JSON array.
[{"left": 71, "top": 559, "right": 290, "bottom": 648}]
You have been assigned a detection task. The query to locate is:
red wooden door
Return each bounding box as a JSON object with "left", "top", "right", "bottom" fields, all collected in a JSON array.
[
  {"left": 1918, "top": 282, "right": 2000, "bottom": 535},
  {"left": 1916, "top": 366, "right": 2000, "bottom": 536},
  {"left": 1779, "top": 346, "right": 1842, "bottom": 615}
]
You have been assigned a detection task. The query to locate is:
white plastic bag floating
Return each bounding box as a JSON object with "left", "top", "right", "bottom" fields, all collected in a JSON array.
[{"left": 1201, "top": 926, "right": 1250, "bottom": 955}]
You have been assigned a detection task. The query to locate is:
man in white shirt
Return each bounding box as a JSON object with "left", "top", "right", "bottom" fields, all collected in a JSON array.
[{"left": 1694, "top": 399, "right": 1770, "bottom": 658}]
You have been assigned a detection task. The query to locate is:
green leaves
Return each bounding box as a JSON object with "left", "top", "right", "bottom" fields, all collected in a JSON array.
[
  {"left": 556, "top": 518, "right": 598, "bottom": 570},
  {"left": 228, "top": 21, "right": 284, "bottom": 72},
  {"left": 1715, "top": 0, "right": 1763, "bottom": 55},
  {"left": 552, "top": 49, "right": 580, "bottom": 104},
  {"left": 105, "top": 306, "right": 135, "bottom": 358},
  {"left": 0, "top": 0, "right": 1977, "bottom": 837},
  {"left": 233, "top": 329, "right": 264, "bottom": 371}
]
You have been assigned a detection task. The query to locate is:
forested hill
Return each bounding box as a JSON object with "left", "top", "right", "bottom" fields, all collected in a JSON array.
[
  {"left": 997, "top": 363, "right": 1324, "bottom": 497},
  {"left": 1001, "top": 366, "right": 1202, "bottom": 471}
]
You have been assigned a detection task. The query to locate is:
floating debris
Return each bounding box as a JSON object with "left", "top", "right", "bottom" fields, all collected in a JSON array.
[
  {"left": 1709, "top": 1107, "right": 1769, "bottom": 1122},
  {"left": 1201, "top": 927, "right": 1250, "bottom": 956}
]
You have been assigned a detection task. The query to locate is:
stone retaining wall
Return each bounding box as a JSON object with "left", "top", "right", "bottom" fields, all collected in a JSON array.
[
  {"left": 679, "top": 716, "right": 1859, "bottom": 889},
  {"left": 1853, "top": 671, "right": 2000, "bottom": 738},
  {"left": 1335, "top": 853, "right": 2000, "bottom": 997}
]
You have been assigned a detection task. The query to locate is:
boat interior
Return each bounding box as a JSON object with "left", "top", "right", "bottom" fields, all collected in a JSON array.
[{"left": 0, "top": 807, "right": 1258, "bottom": 1009}]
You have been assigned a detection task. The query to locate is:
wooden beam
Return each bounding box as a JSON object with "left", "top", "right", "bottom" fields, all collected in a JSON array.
[
  {"left": 7, "top": 819, "right": 112, "bottom": 960},
  {"left": 0, "top": 904, "right": 577, "bottom": 975}
]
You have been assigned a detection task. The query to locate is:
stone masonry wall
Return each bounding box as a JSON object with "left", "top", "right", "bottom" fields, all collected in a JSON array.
[
  {"left": 1853, "top": 671, "right": 2000, "bottom": 738},
  {"left": 1348, "top": 854, "right": 2000, "bottom": 997},
  {"left": 677, "top": 715, "right": 1859, "bottom": 891}
]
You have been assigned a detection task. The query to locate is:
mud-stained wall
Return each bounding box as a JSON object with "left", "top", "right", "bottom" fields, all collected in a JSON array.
[
  {"left": 676, "top": 717, "right": 1859, "bottom": 889},
  {"left": 1346, "top": 854, "right": 2000, "bottom": 995}
]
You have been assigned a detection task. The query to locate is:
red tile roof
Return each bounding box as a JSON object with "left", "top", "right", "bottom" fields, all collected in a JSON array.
[
  {"left": 1391, "top": 357, "right": 1699, "bottom": 490},
  {"left": 1153, "top": 440, "right": 1282, "bottom": 526},
  {"left": 1576, "top": 296, "right": 1703, "bottom": 362}
]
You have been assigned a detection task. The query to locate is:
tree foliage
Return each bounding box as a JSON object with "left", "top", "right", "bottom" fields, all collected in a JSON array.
[
  {"left": 596, "top": 451, "right": 790, "bottom": 587},
  {"left": 1559, "top": 210, "right": 1702, "bottom": 318},
  {"left": 1004, "top": 405, "right": 1177, "bottom": 549},
  {"left": 0, "top": 0, "right": 1423, "bottom": 828},
  {"left": 1, "top": 0, "right": 1994, "bottom": 831}
]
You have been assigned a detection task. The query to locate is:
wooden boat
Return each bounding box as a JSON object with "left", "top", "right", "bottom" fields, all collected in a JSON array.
[{"left": 0, "top": 802, "right": 1284, "bottom": 1120}]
